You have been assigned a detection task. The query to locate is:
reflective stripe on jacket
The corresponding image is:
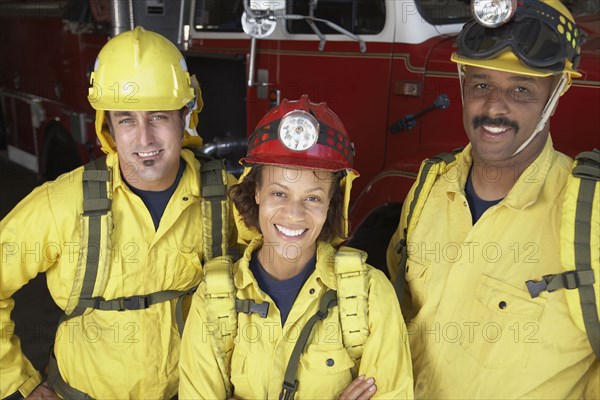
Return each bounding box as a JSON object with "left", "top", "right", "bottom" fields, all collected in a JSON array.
[
  {"left": 1, "top": 150, "right": 206, "bottom": 399},
  {"left": 387, "top": 137, "right": 599, "bottom": 399},
  {"left": 180, "top": 237, "right": 414, "bottom": 399}
]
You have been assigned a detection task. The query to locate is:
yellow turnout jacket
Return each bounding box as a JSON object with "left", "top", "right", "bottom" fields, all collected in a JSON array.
[
  {"left": 180, "top": 237, "right": 414, "bottom": 399},
  {"left": 1, "top": 150, "right": 219, "bottom": 398}
]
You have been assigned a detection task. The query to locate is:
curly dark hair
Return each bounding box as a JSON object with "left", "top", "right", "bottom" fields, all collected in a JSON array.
[{"left": 229, "top": 165, "right": 346, "bottom": 242}]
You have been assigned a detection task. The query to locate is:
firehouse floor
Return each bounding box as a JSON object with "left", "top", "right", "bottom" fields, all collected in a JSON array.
[{"left": 0, "top": 152, "right": 62, "bottom": 377}]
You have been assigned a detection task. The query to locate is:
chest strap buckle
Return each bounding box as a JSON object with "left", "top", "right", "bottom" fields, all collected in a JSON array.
[{"left": 235, "top": 298, "right": 270, "bottom": 318}]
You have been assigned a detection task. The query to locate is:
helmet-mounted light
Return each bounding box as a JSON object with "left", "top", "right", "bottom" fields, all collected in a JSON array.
[
  {"left": 457, "top": 0, "right": 583, "bottom": 73},
  {"left": 278, "top": 110, "right": 319, "bottom": 151},
  {"left": 242, "top": 96, "right": 355, "bottom": 172},
  {"left": 472, "top": 0, "right": 517, "bottom": 27}
]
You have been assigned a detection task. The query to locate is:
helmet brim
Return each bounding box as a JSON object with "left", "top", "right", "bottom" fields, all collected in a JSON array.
[{"left": 241, "top": 154, "right": 358, "bottom": 175}]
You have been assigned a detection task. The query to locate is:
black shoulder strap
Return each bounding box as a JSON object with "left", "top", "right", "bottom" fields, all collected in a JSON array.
[
  {"left": 49, "top": 156, "right": 110, "bottom": 400},
  {"left": 525, "top": 149, "right": 600, "bottom": 359},
  {"left": 200, "top": 159, "right": 229, "bottom": 261},
  {"left": 279, "top": 290, "right": 338, "bottom": 400},
  {"left": 198, "top": 159, "right": 239, "bottom": 398},
  {"left": 67, "top": 156, "right": 111, "bottom": 321},
  {"left": 572, "top": 150, "right": 600, "bottom": 359},
  {"left": 393, "top": 150, "right": 460, "bottom": 302}
]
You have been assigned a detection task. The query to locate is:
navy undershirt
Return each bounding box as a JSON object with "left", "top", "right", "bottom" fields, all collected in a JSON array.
[
  {"left": 249, "top": 252, "right": 316, "bottom": 325},
  {"left": 465, "top": 167, "right": 503, "bottom": 224},
  {"left": 126, "top": 159, "right": 186, "bottom": 230}
]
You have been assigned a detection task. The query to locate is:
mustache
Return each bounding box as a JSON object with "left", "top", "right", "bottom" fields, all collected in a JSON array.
[{"left": 472, "top": 116, "right": 519, "bottom": 132}]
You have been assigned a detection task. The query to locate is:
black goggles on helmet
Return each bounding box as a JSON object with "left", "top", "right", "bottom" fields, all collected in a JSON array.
[{"left": 457, "top": 0, "right": 583, "bottom": 72}]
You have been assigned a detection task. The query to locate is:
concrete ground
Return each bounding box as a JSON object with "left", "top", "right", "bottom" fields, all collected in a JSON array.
[{"left": 0, "top": 152, "right": 62, "bottom": 375}]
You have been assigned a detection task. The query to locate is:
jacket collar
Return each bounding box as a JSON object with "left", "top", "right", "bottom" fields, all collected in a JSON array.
[
  {"left": 445, "top": 136, "right": 557, "bottom": 210},
  {"left": 234, "top": 237, "right": 338, "bottom": 290}
]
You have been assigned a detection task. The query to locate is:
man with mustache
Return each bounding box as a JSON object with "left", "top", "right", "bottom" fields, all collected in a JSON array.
[
  {"left": 387, "top": 0, "right": 599, "bottom": 398},
  {"left": 0, "top": 27, "right": 236, "bottom": 399}
]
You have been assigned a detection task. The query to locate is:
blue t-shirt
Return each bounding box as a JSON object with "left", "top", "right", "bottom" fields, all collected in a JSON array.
[
  {"left": 465, "top": 167, "right": 503, "bottom": 224},
  {"left": 249, "top": 252, "right": 316, "bottom": 325},
  {"left": 126, "top": 159, "right": 186, "bottom": 230}
]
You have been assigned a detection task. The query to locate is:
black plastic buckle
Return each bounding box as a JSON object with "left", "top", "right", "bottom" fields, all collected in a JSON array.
[
  {"left": 525, "top": 278, "right": 548, "bottom": 298},
  {"left": 251, "top": 301, "right": 269, "bottom": 318},
  {"left": 120, "top": 296, "right": 149, "bottom": 311},
  {"left": 279, "top": 380, "right": 299, "bottom": 400},
  {"left": 237, "top": 299, "right": 270, "bottom": 318},
  {"left": 316, "top": 309, "right": 330, "bottom": 320}
]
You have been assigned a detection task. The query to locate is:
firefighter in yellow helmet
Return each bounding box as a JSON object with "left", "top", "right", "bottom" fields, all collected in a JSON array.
[
  {"left": 179, "top": 95, "right": 414, "bottom": 399},
  {"left": 0, "top": 26, "right": 236, "bottom": 399},
  {"left": 387, "top": 0, "right": 599, "bottom": 398}
]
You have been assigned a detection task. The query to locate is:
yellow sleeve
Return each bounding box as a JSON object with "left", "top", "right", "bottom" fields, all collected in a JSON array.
[
  {"left": 0, "top": 184, "right": 58, "bottom": 397},
  {"left": 357, "top": 268, "right": 414, "bottom": 399},
  {"left": 179, "top": 282, "right": 228, "bottom": 400}
]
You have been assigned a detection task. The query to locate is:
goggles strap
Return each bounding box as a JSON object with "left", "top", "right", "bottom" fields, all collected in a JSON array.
[{"left": 511, "top": 73, "right": 567, "bottom": 157}]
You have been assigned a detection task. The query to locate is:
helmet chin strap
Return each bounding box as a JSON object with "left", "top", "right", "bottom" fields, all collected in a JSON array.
[
  {"left": 457, "top": 64, "right": 466, "bottom": 104},
  {"left": 511, "top": 73, "right": 567, "bottom": 157}
]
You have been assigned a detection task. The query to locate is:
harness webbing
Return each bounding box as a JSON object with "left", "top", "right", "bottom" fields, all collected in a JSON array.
[
  {"left": 198, "top": 158, "right": 241, "bottom": 397},
  {"left": 279, "top": 290, "right": 338, "bottom": 400},
  {"left": 48, "top": 156, "right": 219, "bottom": 399},
  {"left": 200, "top": 160, "right": 229, "bottom": 260},
  {"left": 67, "top": 157, "right": 111, "bottom": 321},
  {"left": 525, "top": 149, "right": 599, "bottom": 359},
  {"left": 393, "top": 150, "right": 460, "bottom": 302},
  {"left": 47, "top": 352, "right": 93, "bottom": 400},
  {"left": 59, "top": 158, "right": 196, "bottom": 330},
  {"left": 206, "top": 246, "right": 371, "bottom": 399},
  {"left": 334, "top": 247, "right": 369, "bottom": 369},
  {"left": 573, "top": 151, "right": 600, "bottom": 359},
  {"left": 203, "top": 262, "right": 270, "bottom": 398},
  {"left": 48, "top": 157, "right": 111, "bottom": 400},
  {"left": 203, "top": 256, "right": 237, "bottom": 397}
]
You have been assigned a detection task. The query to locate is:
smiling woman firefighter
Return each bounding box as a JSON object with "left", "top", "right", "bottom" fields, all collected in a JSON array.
[{"left": 179, "top": 95, "right": 413, "bottom": 399}]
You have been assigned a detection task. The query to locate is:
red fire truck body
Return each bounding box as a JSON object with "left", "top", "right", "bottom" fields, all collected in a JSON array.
[
  {"left": 1, "top": 1, "right": 598, "bottom": 267},
  {"left": 0, "top": 3, "right": 107, "bottom": 179}
]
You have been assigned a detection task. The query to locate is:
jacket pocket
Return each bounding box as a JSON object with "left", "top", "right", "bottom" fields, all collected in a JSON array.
[
  {"left": 298, "top": 346, "right": 354, "bottom": 398},
  {"left": 169, "top": 248, "right": 202, "bottom": 288},
  {"left": 459, "top": 274, "right": 546, "bottom": 369}
]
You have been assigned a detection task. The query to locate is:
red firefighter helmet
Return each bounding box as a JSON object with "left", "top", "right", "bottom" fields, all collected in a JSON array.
[{"left": 241, "top": 95, "right": 356, "bottom": 173}]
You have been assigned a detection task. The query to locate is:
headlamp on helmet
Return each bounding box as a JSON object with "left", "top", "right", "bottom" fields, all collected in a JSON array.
[
  {"left": 472, "top": 0, "right": 517, "bottom": 27},
  {"left": 458, "top": 0, "right": 583, "bottom": 74},
  {"left": 278, "top": 110, "right": 319, "bottom": 151},
  {"left": 242, "top": 95, "right": 356, "bottom": 173},
  {"left": 453, "top": 0, "right": 582, "bottom": 158}
]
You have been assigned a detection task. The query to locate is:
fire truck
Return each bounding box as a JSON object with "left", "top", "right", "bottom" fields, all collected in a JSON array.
[{"left": 1, "top": 0, "right": 599, "bottom": 269}]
